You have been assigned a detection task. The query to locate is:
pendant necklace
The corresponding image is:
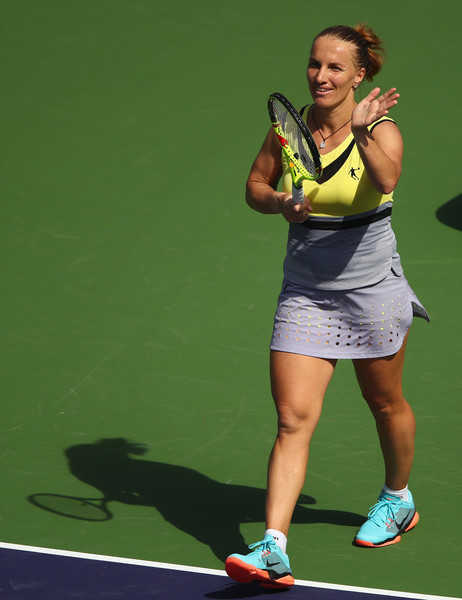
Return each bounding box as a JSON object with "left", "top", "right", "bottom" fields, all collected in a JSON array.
[{"left": 312, "top": 110, "right": 352, "bottom": 149}]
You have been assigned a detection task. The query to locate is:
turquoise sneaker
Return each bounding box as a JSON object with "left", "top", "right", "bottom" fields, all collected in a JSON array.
[
  {"left": 354, "top": 490, "right": 419, "bottom": 547},
  {"left": 225, "top": 534, "right": 294, "bottom": 588}
]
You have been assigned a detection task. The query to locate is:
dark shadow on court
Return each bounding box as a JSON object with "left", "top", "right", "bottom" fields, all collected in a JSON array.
[
  {"left": 28, "top": 438, "right": 364, "bottom": 562},
  {"left": 205, "top": 582, "right": 289, "bottom": 598},
  {"left": 436, "top": 193, "right": 462, "bottom": 230}
]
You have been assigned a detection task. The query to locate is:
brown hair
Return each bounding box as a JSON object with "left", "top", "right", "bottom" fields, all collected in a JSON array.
[{"left": 314, "top": 23, "right": 385, "bottom": 81}]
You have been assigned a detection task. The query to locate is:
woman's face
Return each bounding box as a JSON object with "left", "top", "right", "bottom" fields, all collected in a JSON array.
[{"left": 307, "top": 36, "right": 365, "bottom": 109}]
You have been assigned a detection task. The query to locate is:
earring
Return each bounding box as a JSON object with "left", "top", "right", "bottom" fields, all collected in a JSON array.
[{"left": 353, "top": 84, "right": 359, "bottom": 89}]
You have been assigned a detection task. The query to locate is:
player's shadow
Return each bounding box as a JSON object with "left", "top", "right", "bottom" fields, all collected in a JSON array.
[
  {"left": 29, "top": 438, "right": 364, "bottom": 562},
  {"left": 436, "top": 193, "right": 462, "bottom": 231}
]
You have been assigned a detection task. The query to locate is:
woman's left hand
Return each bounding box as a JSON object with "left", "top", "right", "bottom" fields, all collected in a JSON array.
[{"left": 352, "top": 87, "right": 399, "bottom": 129}]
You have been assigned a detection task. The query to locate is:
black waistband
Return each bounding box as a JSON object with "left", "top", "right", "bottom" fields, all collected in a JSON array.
[{"left": 299, "top": 206, "right": 392, "bottom": 230}]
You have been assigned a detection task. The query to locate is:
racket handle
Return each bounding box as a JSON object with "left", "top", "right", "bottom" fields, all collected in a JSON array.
[{"left": 292, "top": 184, "right": 305, "bottom": 205}]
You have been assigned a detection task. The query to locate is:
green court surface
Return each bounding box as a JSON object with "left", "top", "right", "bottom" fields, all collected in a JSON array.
[{"left": 1, "top": 0, "right": 461, "bottom": 598}]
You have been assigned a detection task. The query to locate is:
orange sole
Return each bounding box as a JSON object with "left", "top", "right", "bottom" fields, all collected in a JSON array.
[
  {"left": 225, "top": 556, "right": 294, "bottom": 588},
  {"left": 354, "top": 511, "right": 420, "bottom": 548}
]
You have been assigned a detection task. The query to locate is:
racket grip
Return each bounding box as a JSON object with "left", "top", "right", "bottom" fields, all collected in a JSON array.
[{"left": 292, "top": 184, "right": 305, "bottom": 205}]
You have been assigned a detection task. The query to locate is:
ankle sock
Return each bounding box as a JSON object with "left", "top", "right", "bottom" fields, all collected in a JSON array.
[
  {"left": 382, "top": 484, "right": 409, "bottom": 502},
  {"left": 265, "top": 529, "right": 287, "bottom": 554}
]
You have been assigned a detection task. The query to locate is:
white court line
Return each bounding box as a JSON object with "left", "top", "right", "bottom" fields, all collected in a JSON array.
[{"left": 0, "top": 542, "right": 460, "bottom": 600}]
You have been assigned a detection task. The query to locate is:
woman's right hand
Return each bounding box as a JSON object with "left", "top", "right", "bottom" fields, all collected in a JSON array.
[
  {"left": 245, "top": 128, "right": 312, "bottom": 221},
  {"left": 276, "top": 191, "right": 311, "bottom": 223}
]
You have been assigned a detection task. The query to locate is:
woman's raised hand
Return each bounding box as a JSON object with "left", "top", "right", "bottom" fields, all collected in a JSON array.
[{"left": 352, "top": 87, "right": 399, "bottom": 129}]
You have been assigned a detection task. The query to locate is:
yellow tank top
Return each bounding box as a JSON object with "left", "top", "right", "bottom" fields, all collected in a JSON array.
[{"left": 281, "top": 111, "right": 395, "bottom": 218}]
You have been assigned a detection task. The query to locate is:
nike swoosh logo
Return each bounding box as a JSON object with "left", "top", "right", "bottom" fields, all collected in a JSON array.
[
  {"left": 266, "top": 560, "right": 282, "bottom": 568},
  {"left": 395, "top": 514, "right": 412, "bottom": 530}
]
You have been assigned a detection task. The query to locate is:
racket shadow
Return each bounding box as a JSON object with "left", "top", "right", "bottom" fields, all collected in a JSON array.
[
  {"left": 28, "top": 493, "right": 112, "bottom": 521},
  {"left": 28, "top": 438, "right": 364, "bottom": 562}
]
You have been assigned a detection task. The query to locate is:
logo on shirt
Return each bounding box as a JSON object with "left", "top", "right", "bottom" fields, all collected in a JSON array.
[{"left": 349, "top": 167, "right": 360, "bottom": 180}]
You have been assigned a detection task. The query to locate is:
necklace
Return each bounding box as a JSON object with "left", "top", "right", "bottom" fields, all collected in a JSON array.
[{"left": 311, "top": 110, "right": 352, "bottom": 149}]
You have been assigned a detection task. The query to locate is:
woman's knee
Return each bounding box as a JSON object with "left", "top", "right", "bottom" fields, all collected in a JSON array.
[
  {"left": 364, "top": 392, "right": 409, "bottom": 423},
  {"left": 275, "top": 400, "right": 322, "bottom": 438}
]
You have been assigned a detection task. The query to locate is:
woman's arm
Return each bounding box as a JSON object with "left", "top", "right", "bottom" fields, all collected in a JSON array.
[
  {"left": 352, "top": 87, "right": 403, "bottom": 195},
  {"left": 246, "top": 128, "right": 311, "bottom": 223}
]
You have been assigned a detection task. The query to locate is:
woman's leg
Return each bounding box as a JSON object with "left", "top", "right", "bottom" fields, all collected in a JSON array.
[
  {"left": 353, "top": 333, "right": 415, "bottom": 490},
  {"left": 225, "top": 351, "right": 336, "bottom": 587},
  {"left": 266, "top": 350, "right": 337, "bottom": 536}
]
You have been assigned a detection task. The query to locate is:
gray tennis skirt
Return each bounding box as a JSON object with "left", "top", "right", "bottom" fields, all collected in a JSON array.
[{"left": 270, "top": 270, "right": 429, "bottom": 359}]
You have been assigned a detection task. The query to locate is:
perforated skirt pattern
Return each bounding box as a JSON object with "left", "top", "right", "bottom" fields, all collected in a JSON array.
[{"left": 270, "top": 270, "right": 428, "bottom": 359}]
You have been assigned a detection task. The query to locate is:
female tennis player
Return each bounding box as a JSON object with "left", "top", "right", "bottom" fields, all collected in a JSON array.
[{"left": 225, "top": 24, "right": 429, "bottom": 589}]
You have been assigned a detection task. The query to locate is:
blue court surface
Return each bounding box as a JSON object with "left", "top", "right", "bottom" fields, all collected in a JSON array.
[{"left": 1, "top": 543, "right": 459, "bottom": 600}]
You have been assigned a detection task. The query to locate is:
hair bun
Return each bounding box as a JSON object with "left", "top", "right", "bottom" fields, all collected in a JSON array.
[{"left": 353, "top": 22, "right": 385, "bottom": 80}]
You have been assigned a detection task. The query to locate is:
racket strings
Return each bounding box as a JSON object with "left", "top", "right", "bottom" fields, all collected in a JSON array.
[
  {"left": 295, "top": 127, "right": 316, "bottom": 174},
  {"left": 273, "top": 102, "right": 317, "bottom": 176}
]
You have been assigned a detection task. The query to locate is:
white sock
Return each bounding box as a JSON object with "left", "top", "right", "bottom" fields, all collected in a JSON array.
[
  {"left": 382, "top": 484, "right": 409, "bottom": 502},
  {"left": 265, "top": 529, "right": 287, "bottom": 554}
]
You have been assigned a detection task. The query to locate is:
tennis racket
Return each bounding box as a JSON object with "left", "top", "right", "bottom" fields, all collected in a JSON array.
[{"left": 268, "top": 92, "right": 322, "bottom": 204}]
